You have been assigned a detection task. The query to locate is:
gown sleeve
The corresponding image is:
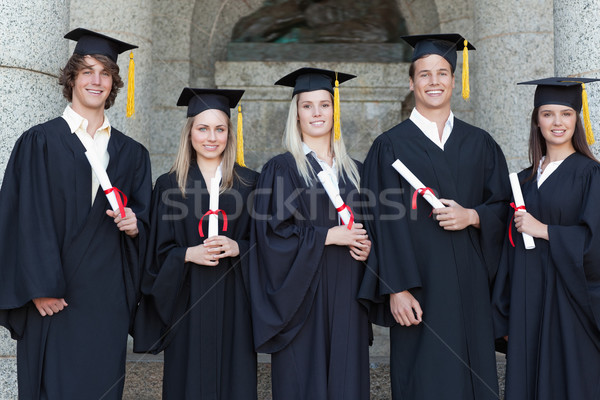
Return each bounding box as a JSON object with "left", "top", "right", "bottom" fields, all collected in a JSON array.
[
  {"left": 547, "top": 163, "right": 600, "bottom": 331},
  {"left": 133, "top": 177, "right": 189, "bottom": 353},
  {"left": 472, "top": 136, "right": 511, "bottom": 282},
  {"left": 357, "top": 135, "right": 421, "bottom": 327},
  {"left": 249, "top": 157, "right": 329, "bottom": 353},
  {"left": 0, "top": 129, "right": 65, "bottom": 339}
]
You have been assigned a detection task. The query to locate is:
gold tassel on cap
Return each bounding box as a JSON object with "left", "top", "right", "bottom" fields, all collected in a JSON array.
[
  {"left": 126, "top": 52, "right": 135, "bottom": 118},
  {"left": 333, "top": 72, "right": 341, "bottom": 141},
  {"left": 462, "top": 39, "right": 470, "bottom": 100},
  {"left": 236, "top": 104, "right": 245, "bottom": 166},
  {"left": 582, "top": 83, "right": 595, "bottom": 145}
]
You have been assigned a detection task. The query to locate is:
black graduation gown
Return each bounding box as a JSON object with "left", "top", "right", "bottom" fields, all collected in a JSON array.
[
  {"left": 249, "top": 152, "right": 371, "bottom": 400},
  {"left": 492, "top": 153, "right": 600, "bottom": 399},
  {"left": 0, "top": 117, "right": 152, "bottom": 400},
  {"left": 359, "top": 118, "right": 510, "bottom": 399},
  {"left": 133, "top": 163, "right": 258, "bottom": 400}
]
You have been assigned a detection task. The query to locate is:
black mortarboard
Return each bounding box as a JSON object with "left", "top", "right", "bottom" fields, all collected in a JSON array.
[
  {"left": 176, "top": 88, "right": 244, "bottom": 118},
  {"left": 64, "top": 28, "right": 138, "bottom": 63},
  {"left": 401, "top": 33, "right": 474, "bottom": 72},
  {"left": 274, "top": 67, "right": 356, "bottom": 97},
  {"left": 518, "top": 77, "right": 600, "bottom": 110},
  {"left": 519, "top": 77, "right": 600, "bottom": 144}
]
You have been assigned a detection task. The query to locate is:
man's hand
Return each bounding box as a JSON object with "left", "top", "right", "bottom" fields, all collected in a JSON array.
[
  {"left": 33, "top": 297, "right": 68, "bottom": 317},
  {"left": 433, "top": 199, "right": 480, "bottom": 230},
  {"left": 390, "top": 290, "right": 422, "bottom": 326},
  {"left": 106, "top": 207, "right": 138, "bottom": 238}
]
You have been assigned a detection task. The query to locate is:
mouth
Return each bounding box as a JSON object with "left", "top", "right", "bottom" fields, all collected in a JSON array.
[
  {"left": 203, "top": 145, "right": 219, "bottom": 151},
  {"left": 426, "top": 90, "right": 443, "bottom": 96},
  {"left": 310, "top": 121, "right": 325, "bottom": 127},
  {"left": 551, "top": 129, "right": 566, "bottom": 136},
  {"left": 86, "top": 89, "right": 103, "bottom": 95}
]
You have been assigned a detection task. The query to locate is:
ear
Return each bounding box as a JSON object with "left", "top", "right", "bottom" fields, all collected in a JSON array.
[
  {"left": 452, "top": 74, "right": 456, "bottom": 89},
  {"left": 409, "top": 76, "right": 414, "bottom": 91}
]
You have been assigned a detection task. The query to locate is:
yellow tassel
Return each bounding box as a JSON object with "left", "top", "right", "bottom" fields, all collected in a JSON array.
[
  {"left": 126, "top": 52, "right": 135, "bottom": 118},
  {"left": 236, "top": 104, "right": 245, "bottom": 166},
  {"left": 333, "top": 72, "right": 341, "bottom": 141},
  {"left": 462, "top": 39, "right": 470, "bottom": 100},
  {"left": 582, "top": 83, "right": 595, "bottom": 145}
]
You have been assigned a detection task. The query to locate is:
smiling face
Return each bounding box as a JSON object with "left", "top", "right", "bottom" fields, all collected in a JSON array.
[
  {"left": 71, "top": 56, "right": 112, "bottom": 114},
  {"left": 537, "top": 104, "right": 577, "bottom": 149},
  {"left": 190, "top": 109, "right": 229, "bottom": 162},
  {"left": 410, "top": 54, "right": 455, "bottom": 113},
  {"left": 297, "top": 89, "right": 334, "bottom": 140}
]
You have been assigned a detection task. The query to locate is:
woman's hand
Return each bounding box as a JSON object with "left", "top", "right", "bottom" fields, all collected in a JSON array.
[
  {"left": 33, "top": 297, "right": 68, "bottom": 317},
  {"left": 514, "top": 210, "right": 548, "bottom": 240},
  {"left": 203, "top": 235, "right": 240, "bottom": 259},
  {"left": 325, "top": 222, "right": 371, "bottom": 260},
  {"left": 390, "top": 290, "right": 422, "bottom": 326}
]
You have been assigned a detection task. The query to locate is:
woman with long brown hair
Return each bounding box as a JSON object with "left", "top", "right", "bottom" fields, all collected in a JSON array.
[{"left": 493, "top": 77, "right": 600, "bottom": 399}]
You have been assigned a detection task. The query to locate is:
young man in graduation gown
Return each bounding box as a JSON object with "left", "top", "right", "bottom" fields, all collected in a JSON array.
[
  {"left": 0, "top": 28, "right": 152, "bottom": 399},
  {"left": 359, "top": 34, "right": 511, "bottom": 399}
]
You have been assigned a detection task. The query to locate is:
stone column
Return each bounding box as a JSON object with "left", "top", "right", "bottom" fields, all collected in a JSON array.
[
  {"left": 473, "top": 0, "right": 554, "bottom": 172},
  {"left": 554, "top": 0, "right": 600, "bottom": 155},
  {"left": 69, "top": 0, "right": 153, "bottom": 148},
  {"left": 0, "top": 2, "right": 70, "bottom": 396}
]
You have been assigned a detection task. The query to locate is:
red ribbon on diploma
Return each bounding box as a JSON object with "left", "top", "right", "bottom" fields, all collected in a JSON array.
[
  {"left": 335, "top": 203, "right": 354, "bottom": 229},
  {"left": 412, "top": 187, "right": 435, "bottom": 210},
  {"left": 104, "top": 187, "right": 128, "bottom": 218},
  {"left": 198, "top": 209, "right": 228, "bottom": 237},
  {"left": 509, "top": 202, "right": 526, "bottom": 247}
]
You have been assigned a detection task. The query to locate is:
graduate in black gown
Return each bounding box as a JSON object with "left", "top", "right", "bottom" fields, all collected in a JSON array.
[
  {"left": 359, "top": 34, "right": 511, "bottom": 399},
  {"left": 492, "top": 78, "right": 600, "bottom": 399},
  {"left": 0, "top": 29, "right": 152, "bottom": 399},
  {"left": 249, "top": 68, "right": 372, "bottom": 399},
  {"left": 133, "top": 88, "right": 258, "bottom": 399}
]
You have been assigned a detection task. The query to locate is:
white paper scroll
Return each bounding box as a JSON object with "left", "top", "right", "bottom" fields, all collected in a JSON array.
[
  {"left": 391, "top": 159, "right": 445, "bottom": 209},
  {"left": 509, "top": 172, "right": 536, "bottom": 250},
  {"left": 208, "top": 167, "right": 222, "bottom": 237},
  {"left": 317, "top": 170, "right": 352, "bottom": 227},
  {"left": 85, "top": 150, "right": 119, "bottom": 212}
]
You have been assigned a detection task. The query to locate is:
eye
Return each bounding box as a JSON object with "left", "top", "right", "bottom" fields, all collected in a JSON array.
[
  {"left": 563, "top": 112, "right": 572, "bottom": 117},
  {"left": 102, "top": 71, "right": 110, "bottom": 77},
  {"left": 322, "top": 103, "right": 330, "bottom": 108},
  {"left": 440, "top": 72, "right": 447, "bottom": 76},
  {"left": 303, "top": 104, "right": 311, "bottom": 109},
  {"left": 217, "top": 127, "right": 225, "bottom": 132},
  {"left": 198, "top": 127, "right": 207, "bottom": 132}
]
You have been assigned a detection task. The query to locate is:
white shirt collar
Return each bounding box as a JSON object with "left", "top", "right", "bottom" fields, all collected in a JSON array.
[
  {"left": 62, "top": 105, "right": 111, "bottom": 135},
  {"left": 409, "top": 107, "right": 454, "bottom": 150}
]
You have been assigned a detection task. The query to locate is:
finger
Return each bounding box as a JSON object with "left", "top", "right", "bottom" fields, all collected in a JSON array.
[{"left": 413, "top": 302, "right": 423, "bottom": 322}]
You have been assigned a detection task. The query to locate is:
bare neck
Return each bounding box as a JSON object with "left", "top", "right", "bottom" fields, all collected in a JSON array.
[
  {"left": 71, "top": 104, "right": 106, "bottom": 137},
  {"left": 302, "top": 134, "right": 333, "bottom": 166}
]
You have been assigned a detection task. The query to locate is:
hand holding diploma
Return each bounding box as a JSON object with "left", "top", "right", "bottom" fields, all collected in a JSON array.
[
  {"left": 198, "top": 167, "right": 228, "bottom": 238},
  {"left": 509, "top": 173, "right": 536, "bottom": 249}
]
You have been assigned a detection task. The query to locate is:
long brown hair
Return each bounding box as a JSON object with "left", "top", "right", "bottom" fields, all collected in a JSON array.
[
  {"left": 58, "top": 54, "right": 123, "bottom": 109},
  {"left": 171, "top": 114, "right": 238, "bottom": 196},
  {"left": 527, "top": 106, "right": 598, "bottom": 180}
]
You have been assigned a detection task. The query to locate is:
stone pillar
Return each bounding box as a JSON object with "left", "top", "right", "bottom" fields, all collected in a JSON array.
[
  {"left": 0, "top": 2, "right": 70, "bottom": 396},
  {"left": 69, "top": 0, "right": 153, "bottom": 149},
  {"left": 554, "top": 0, "right": 600, "bottom": 155},
  {"left": 473, "top": 0, "right": 554, "bottom": 172}
]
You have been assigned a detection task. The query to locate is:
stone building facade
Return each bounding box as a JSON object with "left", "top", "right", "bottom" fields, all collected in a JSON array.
[{"left": 1, "top": 0, "right": 599, "bottom": 397}]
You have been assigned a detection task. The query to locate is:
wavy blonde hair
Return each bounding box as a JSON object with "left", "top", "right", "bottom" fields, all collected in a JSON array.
[
  {"left": 282, "top": 94, "right": 360, "bottom": 190},
  {"left": 171, "top": 112, "right": 237, "bottom": 196}
]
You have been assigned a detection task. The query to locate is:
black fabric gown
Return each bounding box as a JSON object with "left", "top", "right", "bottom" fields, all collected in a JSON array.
[
  {"left": 133, "top": 162, "right": 258, "bottom": 400},
  {"left": 492, "top": 152, "right": 600, "bottom": 399},
  {"left": 249, "top": 152, "right": 371, "bottom": 400},
  {"left": 359, "top": 118, "right": 510, "bottom": 399},
  {"left": 0, "top": 117, "right": 152, "bottom": 399}
]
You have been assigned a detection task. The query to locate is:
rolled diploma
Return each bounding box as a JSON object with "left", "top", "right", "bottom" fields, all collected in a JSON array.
[
  {"left": 509, "top": 172, "right": 536, "bottom": 249},
  {"left": 391, "top": 159, "right": 445, "bottom": 209},
  {"left": 317, "top": 171, "right": 352, "bottom": 226},
  {"left": 208, "top": 171, "right": 221, "bottom": 238},
  {"left": 85, "top": 151, "right": 119, "bottom": 212}
]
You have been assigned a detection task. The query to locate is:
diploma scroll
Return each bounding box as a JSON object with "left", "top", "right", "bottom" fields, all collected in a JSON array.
[
  {"left": 85, "top": 151, "right": 120, "bottom": 212},
  {"left": 208, "top": 169, "right": 222, "bottom": 238},
  {"left": 317, "top": 171, "right": 353, "bottom": 228},
  {"left": 391, "top": 159, "right": 445, "bottom": 209},
  {"left": 509, "top": 173, "right": 536, "bottom": 250}
]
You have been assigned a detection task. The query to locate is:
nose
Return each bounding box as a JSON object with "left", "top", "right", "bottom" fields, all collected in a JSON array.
[
  {"left": 207, "top": 129, "right": 217, "bottom": 141},
  {"left": 91, "top": 72, "right": 101, "bottom": 85}
]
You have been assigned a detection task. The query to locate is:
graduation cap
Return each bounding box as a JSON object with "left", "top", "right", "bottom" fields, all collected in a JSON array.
[
  {"left": 401, "top": 33, "right": 475, "bottom": 100},
  {"left": 65, "top": 28, "right": 138, "bottom": 117},
  {"left": 518, "top": 77, "right": 600, "bottom": 145},
  {"left": 275, "top": 67, "right": 356, "bottom": 141},
  {"left": 177, "top": 88, "right": 247, "bottom": 166}
]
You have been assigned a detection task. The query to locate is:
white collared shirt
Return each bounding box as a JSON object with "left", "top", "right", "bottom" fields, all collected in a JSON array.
[
  {"left": 410, "top": 108, "right": 454, "bottom": 150},
  {"left": 303, "top": 142, "right": 338, "bottom": 184},
  {"left": 537, "top": 156, "right": 564, "bottom": 188},
  {"left": 62, "top": 105, "right": 111, "bottom": 204}
]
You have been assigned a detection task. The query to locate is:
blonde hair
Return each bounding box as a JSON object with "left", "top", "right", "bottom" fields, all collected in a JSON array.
[
  {"left": 282, "top": 94, "right": 360, "bottom": 190},
  {"left": 171, "top": 113, "right": 237, "bottom": 196}
]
